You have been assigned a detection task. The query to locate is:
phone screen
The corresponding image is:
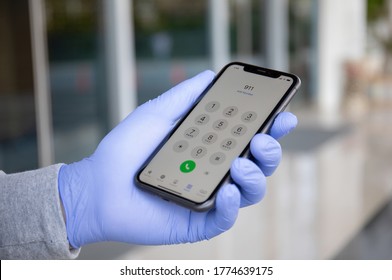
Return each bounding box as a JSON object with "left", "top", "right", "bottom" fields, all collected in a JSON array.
[{"left": 137, "top": 63, "right": 299, "bottom": 207}]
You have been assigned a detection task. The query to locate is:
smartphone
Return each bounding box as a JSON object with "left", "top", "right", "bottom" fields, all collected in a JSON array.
[{"left": 135, "top": 62, "right": 301, "bottom": 211}]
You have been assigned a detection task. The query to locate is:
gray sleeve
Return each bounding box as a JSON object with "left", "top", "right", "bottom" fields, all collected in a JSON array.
[{"left": 0, "top": 164, "right": 80, "bottom": 259}]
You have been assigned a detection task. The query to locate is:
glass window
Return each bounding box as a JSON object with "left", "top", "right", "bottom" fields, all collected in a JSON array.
[
  {"left": 134, "top": 0, "right": 210, "bottom": 104},
  {"left": 229, "top": 0, "right": 264, "bottom": 61},
  {"left": 45, "top": 0, "right": 109, "bottom": 163},
  {"left": 288, "top": 0, "right": 314, "bottom": 106},
  {"left": 0, "top": 1, "right": 38, "bottom": 173}
]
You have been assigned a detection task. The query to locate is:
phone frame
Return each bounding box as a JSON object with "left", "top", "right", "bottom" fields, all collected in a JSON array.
[{"left": 135, "top": 62, "right": 301, "bottom": 211}]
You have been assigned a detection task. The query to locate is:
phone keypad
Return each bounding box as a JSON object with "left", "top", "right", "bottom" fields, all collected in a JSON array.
[
  {"left": 223, "top": 106, "right": 238, "bottom": 117},
  {"left": 241, "top": 111, "right": 257, "bottom": 123},
  {"left": 191, "top": 146, "right": 207, "bottom": 159},
  {"left": 184, "top": 127, "right": 200, "bottom": 139},
  {"left": 231, "top": 124, "right": 247, "bottom": 137},
  {"left": 173, "top": 140, "right": 189, "bottom": 153},
  {"left": 178, "top": 101, "right": 257, "bottom": 167},
  {"left": 205, "top": 101, "right": 220, "bottom": 112},
  {"left": 212, "top": 119, "right": 228, "bottom": 131},
  {"left": 202, "top": 132, "right": 218, "bottom": 145},
  {"left": 195, "top": 114, "right": 210, "bottom": 125},
  {"left": 209, "top": 152, "right": 226, "bottom": 165},
  {"left": 220, "top": 138, "right": 236, "bottom": 151}
]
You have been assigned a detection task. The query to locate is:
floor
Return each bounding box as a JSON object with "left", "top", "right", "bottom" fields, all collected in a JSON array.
[
  {"left": 335, "top": 198, "right": 392, "bottom": 259},
  {"left": 78, "top": 105, "right": 392, "bottom": 260}
]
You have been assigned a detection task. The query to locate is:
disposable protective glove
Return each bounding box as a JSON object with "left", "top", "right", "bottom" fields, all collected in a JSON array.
[{"left": 58, "top": 70, "right": 297, "bottom": 248}]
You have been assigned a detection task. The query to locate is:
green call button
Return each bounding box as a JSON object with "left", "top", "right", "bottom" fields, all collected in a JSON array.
[{"left": 180, "top": 160, "right": 196, "bottom": 173}]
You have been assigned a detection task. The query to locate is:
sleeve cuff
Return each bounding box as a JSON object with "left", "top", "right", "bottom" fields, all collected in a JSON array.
[{"left": 0, "top": 164, "right": 80, "bottom": 259}]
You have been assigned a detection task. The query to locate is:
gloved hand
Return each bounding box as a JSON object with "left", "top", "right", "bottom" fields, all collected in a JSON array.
[{"left": 58, "top": 70, "right": 297, "bottom": 248}]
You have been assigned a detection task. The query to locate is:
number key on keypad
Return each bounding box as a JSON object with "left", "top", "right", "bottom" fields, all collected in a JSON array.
[
  {"left": 205, "top": 101, "right": 220, "bottom": 112},
  {"left": 220, "top": 138, "right": 236, "bottom": 151},
  {"left": 241, "top": 111, "right": 257, "bottom": 122},
  {"left": 202, "top": 132, "right": 218, "bottom": 145},
  {"left": 195, "top": 114, "right": 210, "bottom": 125},
  {"left": 184, "top": 127, "right": 200, "bottom": 139},
  {"left": 191, "top": 146, "right": 207, "bottom": 159},
  {"left": 231, "top": 124, "right": 247, "bottom": 136},
  {"left": 213, "top": 119, "right": 228, "bottom": 131},
  {"left": 223, "top": 106, "right": 238, "bottom": 117}
]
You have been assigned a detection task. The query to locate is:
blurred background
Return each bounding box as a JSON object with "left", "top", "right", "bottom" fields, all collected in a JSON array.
[{"left": 1, "top": 0, "right": 392, "bottom": 259}]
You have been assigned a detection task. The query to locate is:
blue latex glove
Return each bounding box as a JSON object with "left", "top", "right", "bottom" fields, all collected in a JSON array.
[{"left": 58, "top": 70, "right": 297, "bottom": 248}]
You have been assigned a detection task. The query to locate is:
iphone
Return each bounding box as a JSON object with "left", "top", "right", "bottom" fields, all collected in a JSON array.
[{"left": 136, "top": 62, "right": 301, "bottom": 211}]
